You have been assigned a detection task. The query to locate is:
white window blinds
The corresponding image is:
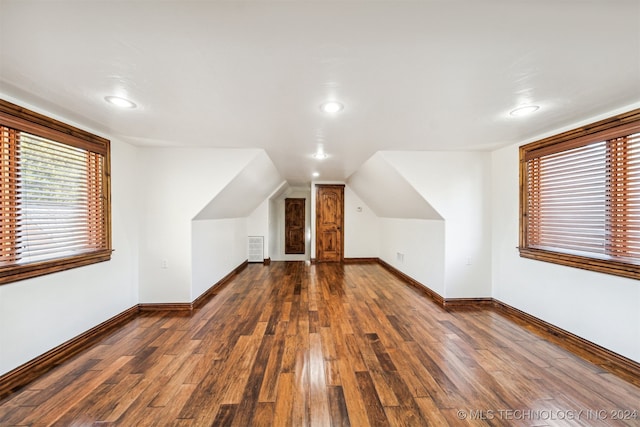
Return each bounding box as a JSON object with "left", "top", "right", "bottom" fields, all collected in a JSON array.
[{"left": 520, "top": 110, "right": 640, "bottom": 279}]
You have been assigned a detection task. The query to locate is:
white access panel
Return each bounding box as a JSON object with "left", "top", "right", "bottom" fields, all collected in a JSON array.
[{"left": 248, "top": 236, "right": 264, "bottom": 263}]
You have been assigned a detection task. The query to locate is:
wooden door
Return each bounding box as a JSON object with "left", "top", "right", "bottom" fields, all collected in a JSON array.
[
  {"left": 285, "top": 198, "right": 305, "bottom": 254},
  {"left": 315, "top": 185, "right": 344, "bottom": 262}
]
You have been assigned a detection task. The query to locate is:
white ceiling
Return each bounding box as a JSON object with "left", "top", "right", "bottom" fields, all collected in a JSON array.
[{"left": 1, "top": 1, "right": 639, "bottom": 184}]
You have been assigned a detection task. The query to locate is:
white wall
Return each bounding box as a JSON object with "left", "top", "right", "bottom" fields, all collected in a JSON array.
[
  {"left": 137, "top": 147, "right": 259, "bottom": 303},
  {"left": 492, "top": 143, "right": 640, "bottom": 363},
  {"left": 379, "top": 218, "right": 446, "bottom": 296},
  {"left": 0, "top": 138, "right": 140, "bottom": 376},
  {"left": 382, "top": 151, "right": 492, "bottom": 298},
  {"left": 191, "top": 218, "right": 247, "bottom": 299},
  {"left": 344, "top": 186, "right": 380, "bottom": 258}
]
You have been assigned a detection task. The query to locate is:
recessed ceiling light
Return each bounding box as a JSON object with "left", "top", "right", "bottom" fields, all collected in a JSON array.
[
  {"left": 509, "top": 105, "right": 539, "bottom": 117},
  {"left": 320, "top": 101, "right": 344, "bottom": 113},
  {"left": 312, "top": 172, "right": 320, "bottom": 178},
  {"left": 105, "top": 96, "right": 137, "bottom": 109},
  {"left": 313, "top": 152, "right": 328, "bottom": 160}
]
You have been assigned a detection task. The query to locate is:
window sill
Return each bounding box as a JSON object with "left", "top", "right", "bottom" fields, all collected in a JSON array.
[
  {"left": 518, "top": 247, "right": 640, "bottom": 281},
  {"left": 0, "top": 250, "right": 113, "bottom": 285}
]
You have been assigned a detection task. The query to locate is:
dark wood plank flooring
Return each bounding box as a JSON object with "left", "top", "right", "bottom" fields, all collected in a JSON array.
[{"left": 0, "top": 262, "right": 639, "bottom": 426}]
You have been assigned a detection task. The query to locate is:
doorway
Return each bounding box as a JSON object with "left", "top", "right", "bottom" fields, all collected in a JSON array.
[
  {"left": 315, "top": 185, "right": 344, "bottom": 262},
  {"left": 285, "top": 198, "right": 305, "bottom": 254}
]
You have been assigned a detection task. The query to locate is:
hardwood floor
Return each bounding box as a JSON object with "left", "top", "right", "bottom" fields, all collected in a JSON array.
[{"left": 0, "top": 262, "right": 639, "bottom": 426}]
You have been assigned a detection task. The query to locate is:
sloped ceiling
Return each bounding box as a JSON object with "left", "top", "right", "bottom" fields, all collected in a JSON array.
[
  {"left": 1, "top": 1, "right": 639, "bottom": 184},
  {"left": 194, "top": 150, "right": 283, "bottom": 220},
  {"left": 347, "top": 152, "right": 442, "bottom": 220}
]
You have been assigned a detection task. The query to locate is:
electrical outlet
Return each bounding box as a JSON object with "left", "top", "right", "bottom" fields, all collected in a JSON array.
[{"left": 161, "top": 259, "right": 168, "bottom": 269}]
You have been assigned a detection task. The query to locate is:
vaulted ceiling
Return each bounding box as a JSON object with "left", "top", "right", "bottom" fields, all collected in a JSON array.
[{"left": 1, "top": 1, "right": 639, "bottom": 184}]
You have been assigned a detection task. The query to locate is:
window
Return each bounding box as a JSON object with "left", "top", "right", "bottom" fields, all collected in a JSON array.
[
  {"left": 519, "top": 109, "right": 640, "bottom": 279},
  {"left": 0, "top": 100, "right": 111, "bottom": 284}
]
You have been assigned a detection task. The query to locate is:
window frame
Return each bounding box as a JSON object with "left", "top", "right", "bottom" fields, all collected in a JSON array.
[
  {"left": 519, "top": 108, "right": 640, "bottom": 280},
  {"left": 0, "top": 99, "right": 112, "bottom": 285}
]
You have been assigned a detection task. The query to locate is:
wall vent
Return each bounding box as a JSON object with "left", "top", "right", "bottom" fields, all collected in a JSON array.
[{"left": 248, "top": 236, "right": 264, "bottom": 263}]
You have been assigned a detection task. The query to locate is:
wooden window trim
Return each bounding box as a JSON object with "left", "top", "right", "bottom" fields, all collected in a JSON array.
[
  {"left": 0, "top": 100, "right": 112, "bottom": 285},
  {"left": 519, "top": 108, "right": 640, "bottom": 280}
]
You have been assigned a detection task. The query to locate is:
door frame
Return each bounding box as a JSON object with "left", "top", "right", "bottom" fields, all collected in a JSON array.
[{"left": 314, "top": 184, "right": 345, "bottom": 262}]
